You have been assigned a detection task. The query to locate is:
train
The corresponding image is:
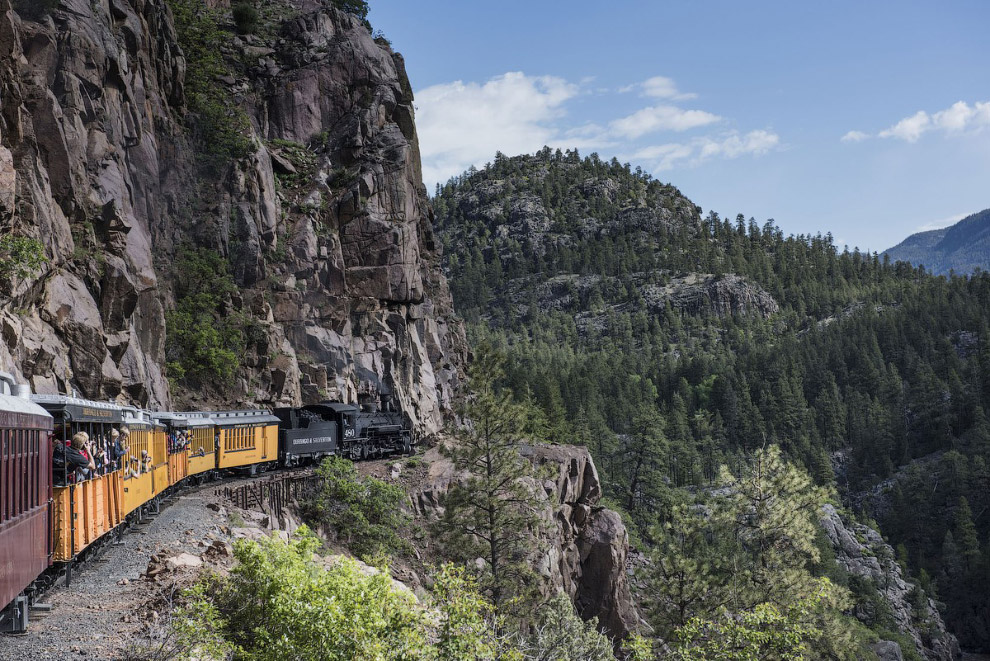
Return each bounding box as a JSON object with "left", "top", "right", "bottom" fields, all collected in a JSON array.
[{"left": 0, "top": 375, "right": 413, "bottom": 632}]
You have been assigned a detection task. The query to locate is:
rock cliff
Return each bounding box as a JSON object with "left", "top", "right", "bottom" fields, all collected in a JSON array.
[
  {"left": 820, "top": 504, "right": 961, "bottom": 661},
  {"left": 409, "top": 444, "right": 641, "bottom": 641},
  {"left": 0, "top": 0, "right": 464, "bottom": 429}
]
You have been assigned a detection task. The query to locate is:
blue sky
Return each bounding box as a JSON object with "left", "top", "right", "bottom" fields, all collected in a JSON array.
[{"left": 368, "top": 1, "right": 990, "bottom": 252}]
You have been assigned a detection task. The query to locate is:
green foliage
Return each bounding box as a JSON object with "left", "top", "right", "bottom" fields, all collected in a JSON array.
[
  {"left": 0, "top": 235, "right": 45, "bottom": 280},
  {"left": 164, "top": 531, "right": 532, "bottom": 661},
  {"left": 717, "top": 445, "right": 831, "bottom": 608},
  {"left": 167, "top": 0, "right": 253, "bottom": 168},
  {"left": 671, "top": 581, "right": 826, "bottom": 661},
  {"left": 434, "top": 149, "right": 990, "bottom": 648},
  {"left": 216, "top": 529, "right": 427, "bottom": 660},
  {"left": 429, "top": 564, "right": 521, "bottom": 661},
  {"left": 300, "top": 456, "right": 407, "bottom": 559},
  {"left": 231, "top": 2, "right": 259, "bottom": 34},
  {"left": 10, "top": 0, "right": 58, "bottom": 20},
  {"left": 520, "top": 594, "right": 615, "bottom": 661},
  {"left": 165, "top": 246, "right": 245, "bottom": 387},
  {"left": 436, "top": 343, "right": 548, "bottom": 621},
  {"left": 333, "top": 0, "right": 370, "bottom": 20}
]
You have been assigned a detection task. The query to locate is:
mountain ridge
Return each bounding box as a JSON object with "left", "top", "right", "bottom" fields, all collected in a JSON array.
[{"left": 883, "top": 209, "right": 990, "bottom": 275}]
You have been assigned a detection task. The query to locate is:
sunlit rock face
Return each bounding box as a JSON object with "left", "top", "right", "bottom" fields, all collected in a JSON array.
[{"left": 0, "top": 0, "right": 465, "bottom": 431}]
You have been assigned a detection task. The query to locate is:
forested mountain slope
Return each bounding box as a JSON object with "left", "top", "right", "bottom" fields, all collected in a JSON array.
[
  {"left": 434, "top": 149, "right": 990, "bottom": 653},
  {"left": 883, "top": 208, "right": 990, "bottom": 276}
]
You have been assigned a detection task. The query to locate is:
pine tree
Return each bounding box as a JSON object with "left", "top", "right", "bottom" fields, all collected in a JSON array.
[
  {"left": 717, "top": 445, "right": 830, "bottom": 609},
  {"left": 436, "top": 344, "right": 547, "bottom": 621}
]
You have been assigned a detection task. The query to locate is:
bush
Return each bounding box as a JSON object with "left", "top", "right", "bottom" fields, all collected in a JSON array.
[
  {"left": 333, "top": 0, "right": 369, "bottom": 20},
  {"left": 171, "top": 532, "right": 524, "bottom": 661},
  {"left": 166, "top": 0, "right": 253, "bottom": 168},
  {"left": 0, "top": 236, "right": 45, "bottom": 280},
  {"left": 231, "top": 2, "right": 258, "bottom": 34},
  {"left": 165, "top": 247, "right": 245, "bottom": 387},
  {"left": 215, "top": 530, "right": 426, "bottom": 660},
  {"left": 300, "top": 457, "right": 407, "bottom": 559}
]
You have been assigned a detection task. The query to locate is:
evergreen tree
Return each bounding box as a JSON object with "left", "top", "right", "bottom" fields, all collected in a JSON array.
[{"left": 436, "top": 345, "right": 547, "bottom": 620}]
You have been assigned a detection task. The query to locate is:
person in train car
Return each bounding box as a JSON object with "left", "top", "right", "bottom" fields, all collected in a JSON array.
[
  {"left": 140, "top": 449, "right": 152, "bottom": 473},
  {"left": 110, "top": 429, "right": 126, "bottom": 471},
  {"left": 192, "top": 446, "right": 206, "bottom": 458},
  {"left": 52, "top": 438, "right": 68, "bottom": 485},
  {"left": 126, "top": 456, "right": 140, "bottom": 479},
  {"left": 66, "top": 433, "right": 95, "bottom": 482},
  {"left": 94, "top": 441, "right": 109, "bottom": 476}
]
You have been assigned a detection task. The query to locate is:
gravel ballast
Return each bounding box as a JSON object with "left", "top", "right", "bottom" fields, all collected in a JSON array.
[{"left": 0, "top": 487, "right": 231, "bottom": 661}]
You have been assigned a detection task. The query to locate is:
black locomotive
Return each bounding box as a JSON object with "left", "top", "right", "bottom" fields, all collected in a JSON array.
[{"left": 274, "top": 393, "right": 413, "bottom": 466}]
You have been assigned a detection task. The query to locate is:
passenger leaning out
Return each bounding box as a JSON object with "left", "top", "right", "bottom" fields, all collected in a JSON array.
[
  {"left": 111, "top": 429, "right": 128, "bottom": 471},
  {"left": 65, "top": 433, "right": 96, "bottom": 482}
]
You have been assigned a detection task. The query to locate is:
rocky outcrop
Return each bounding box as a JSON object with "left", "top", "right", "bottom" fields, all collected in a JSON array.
[
  {"left": 820, "top": 504, "right": 961, "bottom": 661},
  {"left": 0, "top": 0, "right": 464, "bottom": 429},
  {"left": 650, "top": 272, "right": 779, "bottom": 318},
  {"left": 410, "top": 444, "right": 640, "bottom": 641}
]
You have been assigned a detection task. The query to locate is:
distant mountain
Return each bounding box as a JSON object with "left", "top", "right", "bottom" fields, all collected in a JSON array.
[{"left": 883, "top": 208, "right": 990, "bottom": 275}]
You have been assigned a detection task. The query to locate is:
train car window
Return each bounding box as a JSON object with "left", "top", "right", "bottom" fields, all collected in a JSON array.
[
  {"left": 1, "top": 428, "right": 7, "bottom": 523},
  {"left": 16, "top": 427, "right": 23, "bottom": 517}
]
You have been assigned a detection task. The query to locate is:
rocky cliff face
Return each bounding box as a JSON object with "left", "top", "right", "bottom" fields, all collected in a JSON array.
[
  {"left": 409, "top": 444, "right": 641, "bottom": 641},
  {"left": 0, "top": 0, "right": 464, "bottom": 429},
  {"left": 820, "top": 505, "right": 961, "bottom": 661}
]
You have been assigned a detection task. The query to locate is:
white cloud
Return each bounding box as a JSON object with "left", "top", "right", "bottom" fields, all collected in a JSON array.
[
  {"left": 610, "top": 105, "right": 720, "bottom": 139},
  {"left": 878, "top": 101, "right": 990, "bottom": 142},
  {"left": 641, "top": 76, "right": 698, "bottom": 101},
  {"left": 915, "top": 212, "right": 969, "bottom": 232},
  {"left": 841, "top": 130, "right": 869, "bottom": 143},
  {"left": 415, "top": 70, "right": 779, "bottom": 187},
  {"left": 415, "top": 72, "right": 579, "bottom": 188},
  {"left": 630, "top": 130, "right": 780, "bottom": 171},
  {"left": 879, "top": 110, "right": 931, "bottom": 142}
]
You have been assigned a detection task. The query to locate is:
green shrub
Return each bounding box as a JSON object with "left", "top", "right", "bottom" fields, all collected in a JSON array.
[
  {"left": 165, "top": 246, "right": 245, "bottom": 387},
  {"left": 166, "top": 0, "right": 253, "bottom": 169},
  {"left": 169, "top": 531, "right": 523, "bottom": 661},
  {"left": 333, "top": 0, "right": 369, "bottom": 20},
  {"left": 300, "top": 457, "right": 407, "bottom": 559},
  {"left": 0, "top": 236, "right": 45, "bottom": 280},
  {"left": 215, "top": 530, "right": 426, "bottom": 660},
  {"left": 231, "top": 2, "right": 258, "bottom": 34}
]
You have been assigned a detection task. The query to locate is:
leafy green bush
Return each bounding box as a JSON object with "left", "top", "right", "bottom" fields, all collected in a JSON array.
[
  {"left": 166, "top": 0, "right": 252, "bottom": 169},
  {"left": 333, "top": 0, "right": 369, "bottom": 20},
  {"left": 169, "top": 531, "right": 524, "bottom": 661},
  {"left": 231, "top": 3, "right": 258, "bottom": 34},
  {"left": 0, "top": 236, "right": 45, "bottom": 280},
  {"left": 216, "top": 530, "right": 426, "bottom": 660},
  {"left": 300, "top": 457, "right": 407, "bottom": 559},
  {"left": 165, "top": 247, "right": 245, "bottom": 387}
]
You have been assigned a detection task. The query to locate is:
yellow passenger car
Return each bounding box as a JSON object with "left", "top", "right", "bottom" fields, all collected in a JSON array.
[
  {"left": 33, "top": 396, "right": 128, "bottom": 562},
  {"left": 211, "top": 410, "right": 280, "bottom": 472}
]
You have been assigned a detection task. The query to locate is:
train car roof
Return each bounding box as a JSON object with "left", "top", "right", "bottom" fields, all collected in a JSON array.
[
  {"left": 122, "top": 408, "right": 164, "bottom": 429},
  {"left": 0, "top": 391, "right": 53, "bottom": 420},
  {"left": 153, "top": 412, "right": 217, "bottom": 429},
  {"left": 183, "top": 409, "right": 281, "bottom": 426},
  {"left": 31, "top": 394, "right": 124, "bottom": 423}
]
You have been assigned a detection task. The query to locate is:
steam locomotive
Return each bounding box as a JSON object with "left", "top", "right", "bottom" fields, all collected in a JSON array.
[
  {"left": 0, "top": 376, "right": 413, "bottom": 633},
  {"left": 274, "top": 392, "right": 413, "bottom": 465}
]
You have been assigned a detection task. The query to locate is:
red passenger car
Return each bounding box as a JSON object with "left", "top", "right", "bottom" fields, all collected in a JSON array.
[{"left": 0, "top": 373, "right": 53, "bottom": 632}]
